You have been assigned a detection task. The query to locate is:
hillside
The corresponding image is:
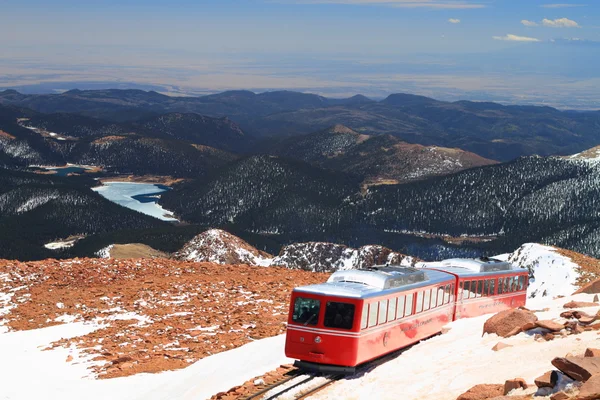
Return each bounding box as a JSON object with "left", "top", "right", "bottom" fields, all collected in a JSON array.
[
  {"left": 1, "top": 244, "right": 600, "bottom": 399},
  {"left": 0, "top": 169, "right": 166, "bottom": 260},
  {"left": 3, "top": 89, "right": 600, "bottom": 161},
  {"left": 268, "top": 125, "right": 497, "bottom": 185}
]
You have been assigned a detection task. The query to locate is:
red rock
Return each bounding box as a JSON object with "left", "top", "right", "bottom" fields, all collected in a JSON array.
[
  {"left": 521, "top": 322, "right": 537, "bottom": 331},
  {"left": 579, "top": 315, "right": 598, "bottom": 324},
  {"left": 550, "top": 392, "right": 570, "bottom": 400},
  {"left": 563, "top": 301, "right": 599, "bottom": 309},
  {"left": 504, "top": 378, "right": 528, "bottom": 395},
  {"left": 537, "top": 320, "right": 567, "bottom": 332},
  {"left": 552, "top": 357, "right": 600, "bottom": 382},
  {"left": 65, "top": 355, "right": 73, "bottom": 362},
  {"left": 561, "top": 311, "right": 576, "bottom": 319},
  {"left": 483, "top": 309, "right": 538, "bottom": 338},
  {"left": 456, "top": 384, "right": 504, "bottom": 400},
  {"left": 576, "top": 374, "right": 600, "bottom": 399},
  {"left": 585, "top": 349, "right": 600, "bottom": 358},
  {"left": 492, "top": 342, "right": 513, "bottom": 351},
  {"left": 535, "top": 371, "right": 559, "bottom": 388},
  {"left": 488, "top": 396, "right": 533, "bottom": 400},
  {"left": 574, "top": 278, "right": 600, "bottom": 295}
]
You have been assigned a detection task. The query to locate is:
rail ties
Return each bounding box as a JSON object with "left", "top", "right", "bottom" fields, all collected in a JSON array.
[{"left": 243, "top": 372, "right": 343, "bottom": 400}]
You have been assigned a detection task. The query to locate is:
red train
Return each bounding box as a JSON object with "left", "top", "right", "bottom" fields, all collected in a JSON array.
[{"left": 285, "top": 257, "right": 528, "bottom": 374}]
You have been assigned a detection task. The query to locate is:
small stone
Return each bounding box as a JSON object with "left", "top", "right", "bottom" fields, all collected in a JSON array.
[
  {"left": 535, "top": 371, "right": 559, "bottom": 388},
  {"left": 66, "top": 355, "right": 73, "bottom": 362},
  {"left": 503, "top": 378, "right": 528, "bottom": 395},
  {"left": 456, "top": 384, "right": 504, "bottom": 400},
  {"left": 537, "top": 320, "right": 567, "bottom": 332},
  {"left": 563, "top": 301, "right": 599, "bottom": 309},
  {"left": 577, "top": 373, "right": 600, "bottom": 400},
  {"left": 492, "top": 342, "right": 513, "bottom": 351},
  {"left": 550, "top": 392, "right": 569, "bottom": 400},
  {"left": 594, "top": 294, "right": 599, "bottom": 302},
  {"left": 586, "top": 348, "right": 600, "bottom": 357}
]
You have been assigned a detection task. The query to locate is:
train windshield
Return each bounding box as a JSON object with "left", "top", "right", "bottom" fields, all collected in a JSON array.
[
  {"left": 324, "top": 301, "right": 355, "bottom": 330},
  {"left": 292, "top": 297, "right": 321, "bottom": 325}
]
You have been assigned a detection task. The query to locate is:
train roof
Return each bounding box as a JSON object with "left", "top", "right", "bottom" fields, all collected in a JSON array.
[
  {"left": 293, "top": 266, "right": 454, "bottom": 299},
  {"left": 426, "top": 257, "right": 526, "bottom": 278}
]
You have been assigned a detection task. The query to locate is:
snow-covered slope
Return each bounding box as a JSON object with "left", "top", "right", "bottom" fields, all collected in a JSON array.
[
  {"left": 500, "top": 243, "right": 582, "bottom": 300},
  {"left": 272, "top": 242, "right": 417, "bottom": 272},
  {"left": 175, "top": 229, "right": 273, "bottom": 266}
]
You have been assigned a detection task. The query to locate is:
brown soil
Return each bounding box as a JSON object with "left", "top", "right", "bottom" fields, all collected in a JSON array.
[
  {"left": 0, "top": 258, "right": 327, "bottom": 379},
  {"left": 107, "top": 244, "right": 170, "bottom": 259},
  {"left": 0, "top": 130, "right": 15, "bottom": 139},
  {"left": 555, "top": 248, "right": 600, "bottom": 286},
  {"left": 97, "top": 175, "right": 185, "bottom": 185}
]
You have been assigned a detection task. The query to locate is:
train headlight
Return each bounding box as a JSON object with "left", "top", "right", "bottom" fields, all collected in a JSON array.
[{"left": 314, "top": 336, "right": 322, "bottom": 344}]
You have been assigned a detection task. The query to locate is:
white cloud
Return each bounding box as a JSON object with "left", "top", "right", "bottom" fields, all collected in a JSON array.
[
  {"left": 282, "top": 0, "right": 486, "bottom": 8},
  {"left": 492, "top": 34, "right": 541, "bottom": 42},
  {"left": 448, "top": 18, "right": 461, "bottom": 24},
  {"left": 521, "top": 19, "right": 539, "bottom": 27},
  {"left": 542, "top": 3, "right": 586, "bottom": 8},
  {"left": 542, "top": 17, "right": 580, "bottom": 27}
]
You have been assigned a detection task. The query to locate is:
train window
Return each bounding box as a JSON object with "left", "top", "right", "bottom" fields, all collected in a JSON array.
[
  {"left": 368, "top": 303, "right": 378, "bottom": 328},
  {"left": 476, "top": 280, "right": 483, "bottom": 298},
  {"left": 397, "top": 296, "right": 405, "bottom": 319},
  {"left": 518, "top": 276, "right": 526, "bottom": 291},
  {"left": 405, "top": 293, "right": 414, "bottom": 316},
  {"left": 430, "top": 288, "right": 437, "bottom": 309},
  {"left": 497, "top": 278, "right": 504, "bottom": 295},
  {"left": 292, "top": 297, "right": 321, "bottom": 326},
  {"left": 459, "top": 281, "right": 465, "bottom": 300},
  {"left": 388, "top": 298, "right": 397, "bottom": 321},
  {"left": 415, "top": 291, "right": 424, "bottom": 313},
  {"left": 489, "top": 279, "right": 495, "bottom": 296},
  {"left": 450, "top": 284, "right": 455, "bottom": 303},
  {"left": 444, "top": 284, "right": 451, "bottom": 304},
  {"left": 361, "top": 303, "right": 368, "bottom": 330},
  {"left": 379, "top": 300, "right": 388, "bottom": 324},
  {"left": 324, "top": 301, "right": 355, "bottom": 330},
  {"left": 423, "top": 289, "right": 431, "bottom": 311},
  {"left": 512, "top": 277, "right": 519, "bottom": 292},
  {"left": 504, "top": 278, "right": 510, "bottom": 293},
  {"left": 437, "top": 287, "right": 445, "bottom": 307}
]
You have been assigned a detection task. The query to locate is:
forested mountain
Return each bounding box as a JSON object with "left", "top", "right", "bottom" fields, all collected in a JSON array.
[
  {"left": 0, "top": 168, "right": 166, "bottom": 260},
  {"left": 2, "top": 89, "right": 600, "bottom": 161},
  {"left": 267, "top": 124, "right": 497, "bottom": 184},
  {"left": 159, "top": 155, "right": 600, "bottom": 260},
  {"left": 160, "top": 155, "right": 360, "bottom": 233}
]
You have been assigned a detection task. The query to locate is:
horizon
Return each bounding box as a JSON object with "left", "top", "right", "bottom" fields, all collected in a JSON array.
[{"left": 2, "top": 0, "right": 600, "bottom": 109}]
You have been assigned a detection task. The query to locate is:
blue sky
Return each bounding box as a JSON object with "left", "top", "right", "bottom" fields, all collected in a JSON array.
[{"left": 1, "top": 0, "right": 600, "bottom": 107}]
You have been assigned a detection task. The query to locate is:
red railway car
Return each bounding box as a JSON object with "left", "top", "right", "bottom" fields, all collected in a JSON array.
[{"left": 285, "top": 258, "right": 528, "bottom": 374}]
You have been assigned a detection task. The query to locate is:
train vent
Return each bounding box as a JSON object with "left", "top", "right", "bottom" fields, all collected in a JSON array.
[
  {"left": 327, "top": 266, "right": 428, "bottom": 290},
  {"left": 440, "top": 257, "right": 513, "bottom": 273}
]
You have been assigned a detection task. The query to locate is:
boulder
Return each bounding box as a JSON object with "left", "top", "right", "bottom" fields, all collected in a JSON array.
[
  {"left": 574, "top": 277, "right": 600, "bottom": 295},
  {"left": 537, "top": 320, "right": 565, "bottom": 332},
  {"left": 550, "top": 392, "right": 570, "bottom": 400},
  {"left": 552, "top": 357, "right": 600, "bottom": 382},
  {"left": 492, "top": 342, "right": 513, "bottom": 351},
  {"left": 483, "top": 309, "right": 538, "bottom": 338},
  {"left": 576, "top": 373, "right": 600, "bottom": 400},
  {"left": 503, "top": 378, "right": 528, "bottom": 395},
  {"left": 456, "top": 384, "right": 504, "bottom": 400},
  {"left": 563, "top": 301, "right": 599, "bottom": 309},
  {"left": 585, "top": 348, "right": 600, "bottom": 358},
  {"left": 535, "top": 370, "right": 559, "bottom": 388}
]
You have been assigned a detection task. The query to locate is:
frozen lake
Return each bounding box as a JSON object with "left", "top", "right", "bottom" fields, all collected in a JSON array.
[{"left": 92, "top": 182, "right": 178, "bottom": 222}]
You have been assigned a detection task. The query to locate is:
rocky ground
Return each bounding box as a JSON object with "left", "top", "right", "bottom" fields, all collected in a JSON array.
[{"left": 0, "top": 258, "right": 326, "bottom": 379}]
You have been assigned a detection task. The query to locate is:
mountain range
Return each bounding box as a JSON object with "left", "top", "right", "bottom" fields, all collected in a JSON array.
[{"left": 3, "top": 89, "right": 600, "bottom": 161}]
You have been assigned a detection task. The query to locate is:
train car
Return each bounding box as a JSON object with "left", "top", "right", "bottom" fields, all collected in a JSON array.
[
  {"left": 285, "top": 266, "right": 456, "bottom": 374},
  {"left": 427, "top": 258, "right": 529, "bottom": 319},
  {"left": 285, "top": 257, "right": 529, "bottom": 374}
]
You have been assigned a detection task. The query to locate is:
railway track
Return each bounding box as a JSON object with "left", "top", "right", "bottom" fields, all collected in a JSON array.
[{"left": 240, "top": 335, "right": 433, "bottom": 400}]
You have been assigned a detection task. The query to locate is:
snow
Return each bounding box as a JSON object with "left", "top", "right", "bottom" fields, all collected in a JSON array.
[
  {"left": 0, "top": 325, "right": 291, "bottom": 400},
  {"left": 507, "top": 243, "right": 580, "bottom": 299},
  {"left": 44, "top": 238, "right": 79, "bottom": 250},
  {"left": 92, "top": 182, "right": 178, "bottom": 222},
  {"left": 95, "top": 244, "right": 114, "bottom": 258},
  {"left": 310, "top": 293, "right": 598, "bottom": 400}
]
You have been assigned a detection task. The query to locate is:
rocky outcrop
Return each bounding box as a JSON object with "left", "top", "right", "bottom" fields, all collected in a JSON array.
[
  {"left": 483, "top": 309, "right": 538, "bottom": 338},
  {"left": 535, "top": 371, "right": 558, "bottom": 389},
  {"left": 563, "top": 301, "right": 599, "bottom": 309},
  {"left": 503, "top": 378, "right": 528, "bottom": 395},
  {"left": 551, "top": 357, "right": 600, "bottom": 382},
  {"left": 576, "top": 374, "right": 600, "bottom": 400},
  {"left": 456, "top": 384, "right": 504, "bottom": 400},
  {"left": 175, "top": 229, "right": 273, "bottom": 266},
  {"left": 271, "top": 242, "right": 417, "bottom": 272}
]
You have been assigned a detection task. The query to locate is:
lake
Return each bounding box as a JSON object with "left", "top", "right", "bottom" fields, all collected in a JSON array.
[{"left": 92, "top": 182, "right": 179, "bottom": 222}]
